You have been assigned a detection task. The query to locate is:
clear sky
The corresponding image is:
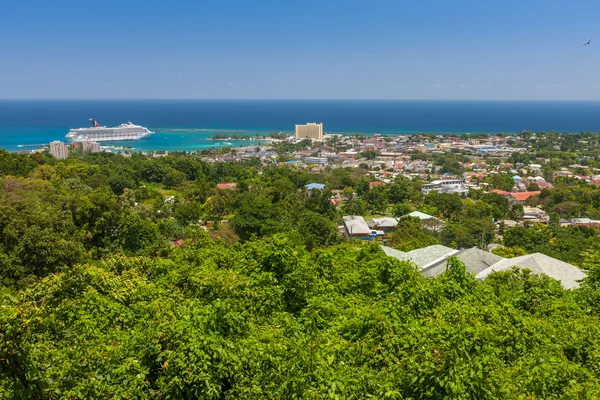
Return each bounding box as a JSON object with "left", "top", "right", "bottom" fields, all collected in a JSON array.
[{"left": 2, "top": 0, "right": 600, "bottom": 100}]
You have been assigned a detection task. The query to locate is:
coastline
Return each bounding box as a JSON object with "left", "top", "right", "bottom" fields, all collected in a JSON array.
[{"left": 4, "top": 99, "right": 600, "bottom": 152}]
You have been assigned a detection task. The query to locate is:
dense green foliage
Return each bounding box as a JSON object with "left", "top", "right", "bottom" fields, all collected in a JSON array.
[
  {"left": 390, "top": 217, "right": 440, "bottom": 251},
  {"left": 0, "top": 152, "right": 344, "bottom": 288},
  {"left": 4, "top": 236, "right": 600, "bottom": 398},
  {"left": 502, "top": 224, "right": 600, "bottom": 266},
  {"left": 3, "top": 149, "right": 600, "bottom": 397}
]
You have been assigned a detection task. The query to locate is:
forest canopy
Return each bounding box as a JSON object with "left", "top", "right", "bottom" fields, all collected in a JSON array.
[{"left": 2, "top": 149, "right": 600, "bottom": 398}]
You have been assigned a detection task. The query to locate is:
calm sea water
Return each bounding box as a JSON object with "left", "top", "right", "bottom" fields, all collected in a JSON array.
[{"left": 1, "top": 100, "right": 600, "bottom": 152}]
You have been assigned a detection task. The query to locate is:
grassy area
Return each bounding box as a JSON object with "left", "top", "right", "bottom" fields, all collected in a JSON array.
[{"left": 145, "top": 183, "right": 179, "bottom": 198}]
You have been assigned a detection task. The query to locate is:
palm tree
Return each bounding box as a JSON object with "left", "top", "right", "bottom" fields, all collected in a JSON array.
[{"left": 342, "top": 187, "right": 364, "bottom": 215}]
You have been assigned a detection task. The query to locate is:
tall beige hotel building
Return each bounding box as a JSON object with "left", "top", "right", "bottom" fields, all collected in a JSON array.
[
  {"left": 295, "top": 122, "right": 323, "bottom": 141},
  {"left": 49, "top": 141, "right": 69, "bottom": 160}
]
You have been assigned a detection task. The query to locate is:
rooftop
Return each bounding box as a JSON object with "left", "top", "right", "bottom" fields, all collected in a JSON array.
[
  {"left": 476, "top": 253, "right": 586, "bottom": 289},
  {"left": 217, "top": 182, "right": 237, "bottom": 190},
  {"left": 427, "top": 179, "right": 464, "bottom": 185},
  {"left": 382, "top": 244, "right": 586, "bottom": 289},
  {"left": 509, "top": 191, "right": 541, "bottom": 201},
  {"left": 380, "top": 246, "right": 408, "bottom": 260},
  {"left": 421, "top": 247, "right": 504, "bottom": 278},
  {"left": 382, "top": 244, "right": 457, "bottom": 268},
  {"left": 342, "top": 215, "right": 372, "bottom": 235},
  {"left": 306, "top": 183, "right": 326, "bottom": 190},
  {"left": 491, "top": 189, "right": 510, "bottom": 196},
  {"left": 405, "top": 211, "right": 438, "bottom": 220},
  {"left": 369, "top": 217, "right": 398, "bottom": 228}
]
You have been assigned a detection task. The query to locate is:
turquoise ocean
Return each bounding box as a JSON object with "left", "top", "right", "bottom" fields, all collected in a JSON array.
[{"left": 2, "top": 100, "right": 600, "bottom": 152}]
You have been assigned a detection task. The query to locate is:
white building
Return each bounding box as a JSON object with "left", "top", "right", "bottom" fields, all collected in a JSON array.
[
  {"left": 295, "top": 122, "right": 323, "bottom": 141},
  {"left": 83, "top": 141, "right": 101, "bottom": 153},
  {"left": 304, "top": 157, "right": 328, "bottom": 165},
  {"left": 49, "top": 141, "right": 69, "bottom": 160},
  {"left": 342, "top": 215, "right": 384, "bottom": 242},
  {"left": 522, "top": 207, "right": 546, "bottom": 221},
  {"left": 529, "top": 164, "right": 542, "bottom": 173},
  {"left": 421, "top": 179, "right": 468, "bottom": 195}
]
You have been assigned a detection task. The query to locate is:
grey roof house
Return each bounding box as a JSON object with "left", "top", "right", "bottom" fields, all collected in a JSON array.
[
  {"left": 421, "top": 247, "right": 505, "bottom": 278},
  {"left": 381, "top": 245, "right": 457, "bottom": 268},
  {"left": 381, "top": 245, "right": 586, "bottom": 289},
  {"left": 476, "top": 253, "right": 586, "bottom": 289}
]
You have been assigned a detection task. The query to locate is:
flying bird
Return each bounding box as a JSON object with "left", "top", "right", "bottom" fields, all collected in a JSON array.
[{"left": 582, "top": 38, "right": 593, "bottom": 46}]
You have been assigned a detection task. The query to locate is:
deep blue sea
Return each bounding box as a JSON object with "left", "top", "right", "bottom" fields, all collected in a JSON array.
[{"left": 1, "top": 100, "right": 600, "bottom": 152}]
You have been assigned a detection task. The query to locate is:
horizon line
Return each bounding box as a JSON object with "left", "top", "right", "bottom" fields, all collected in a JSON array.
[{"left": 2, "top": 98, "right": 600, "bottom": 102}]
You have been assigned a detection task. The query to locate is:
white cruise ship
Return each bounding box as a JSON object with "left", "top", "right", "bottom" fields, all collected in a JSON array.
[{"left": 66, "top": 119, "right": 153, "bottom": 142}]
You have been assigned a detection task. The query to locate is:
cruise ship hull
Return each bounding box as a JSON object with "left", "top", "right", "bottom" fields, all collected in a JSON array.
[{"left": 66, "top": 121, "right": 153, "bottom": 142}]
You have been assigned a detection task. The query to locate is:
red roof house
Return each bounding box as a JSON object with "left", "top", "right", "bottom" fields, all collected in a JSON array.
[
  {"left": 508, "top": 191, "right": 541, "bottom": 203},
  {"left": 369, "top": 181, "right": 386, "bottom": 188},
  {"left": 491, "top": 189, "right": 511, "bottom": 197},
  {"left": 217, "top": 182, "right": 237, "bottom": 190}
]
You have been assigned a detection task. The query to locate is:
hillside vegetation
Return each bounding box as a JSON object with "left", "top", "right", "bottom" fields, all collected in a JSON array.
[{"left": 2, "top": 149, "right": 600, "bottom": 398}]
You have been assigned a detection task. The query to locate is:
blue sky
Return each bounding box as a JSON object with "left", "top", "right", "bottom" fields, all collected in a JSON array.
[{"left": 2, "top": 0, "right": 600, "bottom": 99}]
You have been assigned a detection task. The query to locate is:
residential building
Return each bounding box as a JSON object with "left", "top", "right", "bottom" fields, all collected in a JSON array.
[
  {"left": 403, "top": 211, "right": 446, "bottom": 231},
  {"left": 82, "top": 141, "right": 101, "bottom": 153},
  {"left": 476, "top": 253, "right": 586, "bottom": 289},
  {"left": 512, "top": 175, "right": 522, "bottom": 183},
  {"left": 342, "top": 215, "right": 383, "bottom": 242},
  {"left": 421, "top": 247, "right": 505, "bottom": 278},
  {"left": 382, "top": 244, "right": 586, "bottom": 289},
  {"left": 560, "top": 218, "right": 600, "bottom": 228},
  {"left": 49, "top": 141, "right": 69, "bottom": 159},
  {"left": 369, "top": 181, "right": 386, "bottom": 189},
  {"left": 508, "top": 191, "right": 540, "bottom": 204},
  {"left": 368, "top": 217, "right": 397, "bottom": 242},
  {"left": 531, "top": 176, "right": 546, "bottom": 183},
  {"left": 529, "top": 164, "right": 542, "bottom": 173},
  {"left": 295, "top": 122, "right": 323, "bottom": 141},
  {"left": 499, "top": 219, "right": 519, "bottom": 228},
  {"left": 217, "top": 182, "right": 237, "bottom": 190},
  {"left": 381, "top": 244, "right": 458, "bottom": 269},
  {"left": 306, "top": 183, "right": 326, "bottom": 191},
  {"left": 342, "top": 215, "right": 371, "bottom": 240},
  {"left": 421, "top": 179, "right": 468, "bottom": 195},
  {"left": 491, "top": 189, "right": 511, "bottom": 197},
  {"left": 522, "top": 207, "right": 546, "bottom": 220},
  {"left": 304, "top": 157, "right": 328, "bottom": 165}
]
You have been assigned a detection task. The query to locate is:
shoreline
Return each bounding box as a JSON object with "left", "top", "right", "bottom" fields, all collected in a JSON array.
[{"left": 2, "top": 127, "right": 598, "bottom": 153}]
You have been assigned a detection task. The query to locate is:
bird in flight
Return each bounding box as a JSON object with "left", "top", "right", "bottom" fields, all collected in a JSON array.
[{"left": 582, "top": 37, "right": 593, "bottom": 46}]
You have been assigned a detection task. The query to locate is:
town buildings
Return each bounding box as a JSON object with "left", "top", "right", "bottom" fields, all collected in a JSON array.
[
  {"left": 342, "top": 215, "right": 384, "bottom": 243},
  {"left": 216, "top": 183, "right": 237, "bottom": 190},
  {"left": 523, "top": 207, "right": 547, "bottom": 221},
  {"left": 49, "top": 141, "right": 69, "bottom": 159},
  {"left": 304, "top": 157, "right": 328, "bottom": 165},
  {"left": 421, "top": 179, "right": 468, "bottom": 195},
  {"left": 507, "top": 191, "right": 541, "bottom": 204},
  {"left": 492, "top": 190, "right": 542, "bottom": 204},
  {"left": 560, "top": 218, "right": 600, "bottom": 228},
  {"left": 82, "top": 141, "right": 101, "bottom": 153},
  {"left": 295, "top": 123, "right": 323, "bottom": 141},
  {"left": 404, "top": 211, "right": 446, "bottom": 231},
  {"left": 368, "top": 217, "right": 398, "bottom": 242}
]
